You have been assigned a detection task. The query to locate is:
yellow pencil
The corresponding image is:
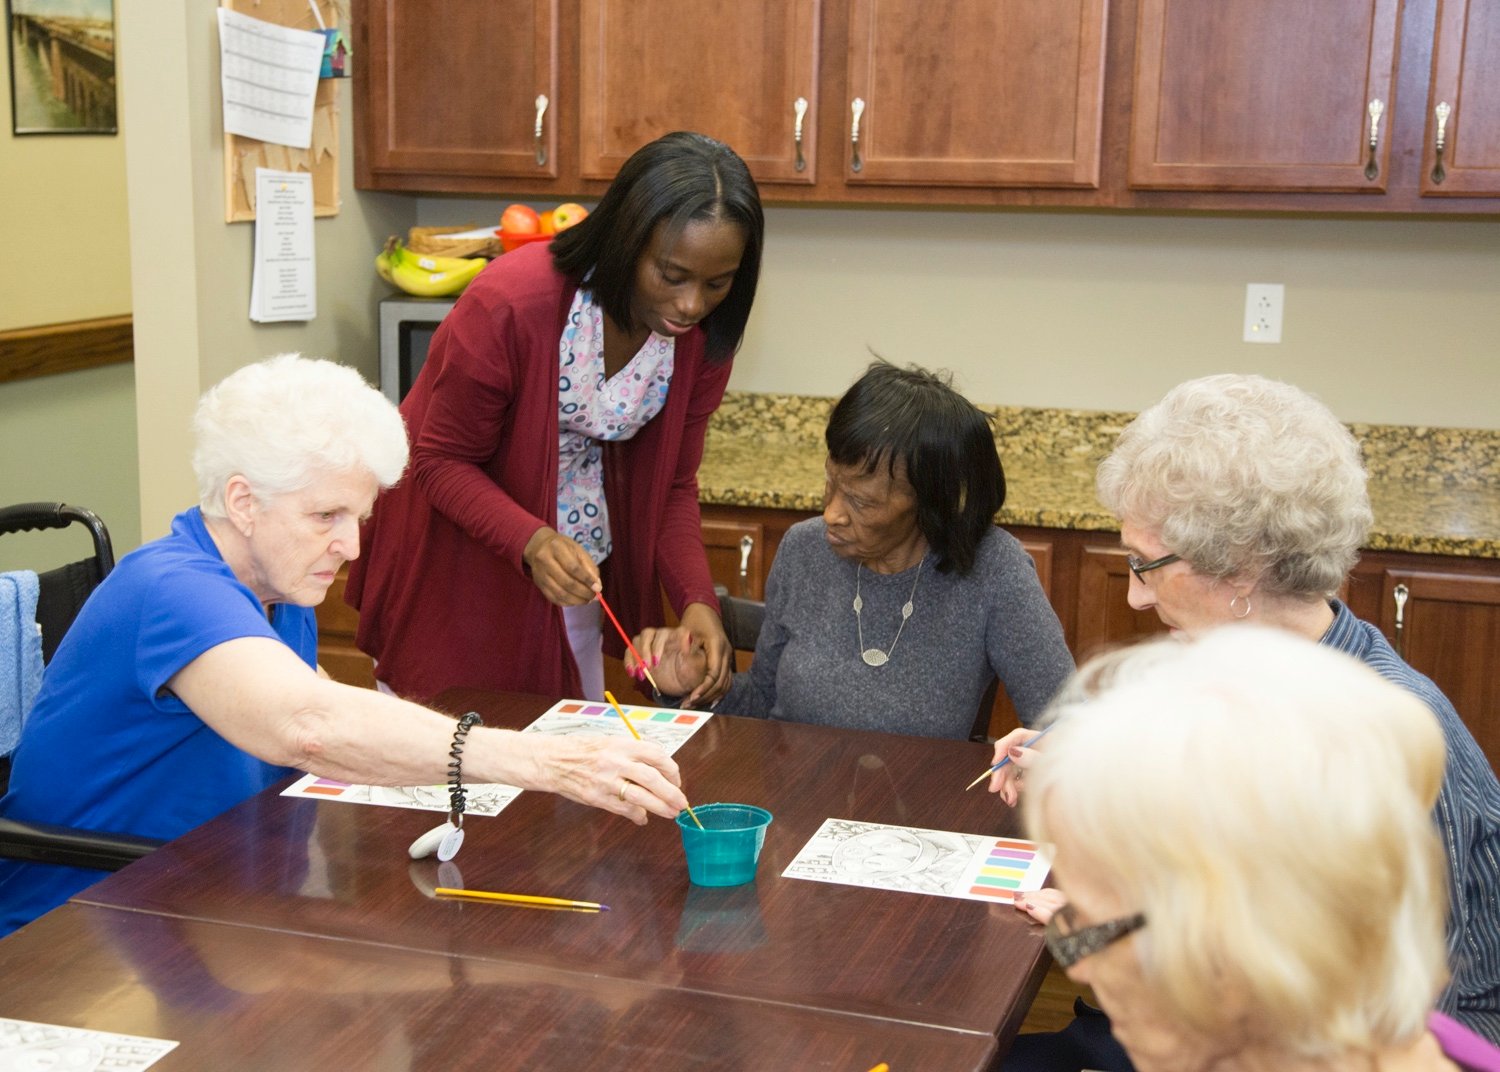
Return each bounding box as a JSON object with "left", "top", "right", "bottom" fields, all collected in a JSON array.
[
  {"left": 434, "top": 887, "right": 608, "bottom": 911},
  {"left": 604, "top": 690, "right": 705, "bottom": 831},
  {"left": 603, "top": 690, "right": 643, "bottom": 740},
  {"left": 866, "top": 1064, "right": 890, "bottom": 1072}
]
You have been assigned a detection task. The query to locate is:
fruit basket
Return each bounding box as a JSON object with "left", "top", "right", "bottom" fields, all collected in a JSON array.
[
  {"left": 496, "top": 230, "right": 553, "bottom": 254},
  {"left": 407, "top": 225, "right": 500, "bottom": 259}
]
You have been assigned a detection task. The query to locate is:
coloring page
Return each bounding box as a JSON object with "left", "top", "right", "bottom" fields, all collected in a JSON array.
[
  {"left": 783, "top": 818, "right": 1051, "bottom": 904},
  {"left": 280, "top": 700, "right": 712, "bottom": 813}
]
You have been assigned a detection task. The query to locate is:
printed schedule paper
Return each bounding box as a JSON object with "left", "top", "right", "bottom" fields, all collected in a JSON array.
[
  {"left": 217, "top": 7, "right": 324, "bottom": 148},
  {"left": 783, "top": 818, "right": 1051, "bottom": 904},
  {"left": 250, "top": 168, "right": 315, "bottom": 322},
  {"left": 281, "top": 699, "right": 714, "bottom": 815}
]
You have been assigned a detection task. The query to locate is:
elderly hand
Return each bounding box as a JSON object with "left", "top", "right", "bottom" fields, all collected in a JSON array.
[
  {"left": 1013, "top": 888, "right": 1069, "bottom": 925},
  {"left": 677, "top": 602, "right": 732, "bottom": 708},
  {"left": 520, "top": 732, "right": 687, "bottom": 825},
  {"left": 523, "top": 526, "right": 601, "bottom": 606},
  {"left": 986, "top": 725, "right": 1048, "bottom": 807},
  {"left": 626, "top": 626, "right": 708, "bottom": 699}
]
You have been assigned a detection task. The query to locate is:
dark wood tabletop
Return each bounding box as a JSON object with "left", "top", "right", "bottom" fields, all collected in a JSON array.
[
  {"left": 73, "top": 690, "right": 1051, "bottom": 1051},
  {"left": 1, "top": 903, "right": 998, "bottom": 1071}
]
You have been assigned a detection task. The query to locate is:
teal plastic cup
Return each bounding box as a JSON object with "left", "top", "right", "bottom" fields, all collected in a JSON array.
[{"left": 677, "top": 803, "right": 773, "bottom": 887}]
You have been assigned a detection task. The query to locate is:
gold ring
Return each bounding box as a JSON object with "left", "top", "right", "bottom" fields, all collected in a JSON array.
[{"left": 618, "top": 779, "right": 630, "bottom": 801}]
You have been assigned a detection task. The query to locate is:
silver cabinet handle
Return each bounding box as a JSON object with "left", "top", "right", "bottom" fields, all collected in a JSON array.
[
  {"left": 737, "top": 535, "right": 755, "bottom": 596},
  {"left": 850, "top": 97, "right": 865, "bottom": 173},
  {"left": 1393, "top": 582, "right": 1409, "bottom": 657},
  {"left": 534, "top": 94, "right": 549, "bottom": 166},
  {"left": 1432, "top": 101, "right": 1452, "bottom": 184},
  {"left": 1364, "top": 99, "right": 1385, "bottom": 180},
  {"left": 793, "top": 97, "right": 808, "bottom": 172}
]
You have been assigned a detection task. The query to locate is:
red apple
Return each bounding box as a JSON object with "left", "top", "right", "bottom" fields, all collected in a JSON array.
[
  {"left": 552, "top": 202, "right": 589, "bottom": 231},
  {"left": 500, "top": 203, "right": 541, "bottom": 234}
]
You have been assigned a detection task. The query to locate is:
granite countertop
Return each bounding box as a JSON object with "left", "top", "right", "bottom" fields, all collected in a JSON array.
[{"left": 698, "top": 393, "right": 1500, "bottom": 560}]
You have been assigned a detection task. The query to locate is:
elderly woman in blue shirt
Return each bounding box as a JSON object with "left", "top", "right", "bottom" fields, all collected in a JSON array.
[{"left": 0, "top": 354, "right": 689, "bottom": 937}]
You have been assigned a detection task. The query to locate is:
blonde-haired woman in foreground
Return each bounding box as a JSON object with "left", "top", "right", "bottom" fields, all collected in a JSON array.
[{"left": 1022, "top": 627, "right": 1500, "bottom": 1072}]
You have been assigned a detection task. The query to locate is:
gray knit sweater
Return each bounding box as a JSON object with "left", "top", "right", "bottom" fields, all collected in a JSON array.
[{"left": 718, "top": 519, "right": 1074, "bottom": 739}]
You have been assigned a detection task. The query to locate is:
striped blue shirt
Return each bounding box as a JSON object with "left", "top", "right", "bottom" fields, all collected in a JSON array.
[{"left": 1323, "top": 600, "right": 1500, "bottom": 1043}]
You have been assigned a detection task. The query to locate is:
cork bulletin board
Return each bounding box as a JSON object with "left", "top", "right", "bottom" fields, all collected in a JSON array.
[{"left": 220, "top": 0, "right": 348, "bottom": 221}]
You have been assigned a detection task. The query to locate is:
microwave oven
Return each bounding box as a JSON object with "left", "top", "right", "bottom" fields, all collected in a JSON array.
[{"left": 378, "top": 295, "right": 457, "bottom": 405}]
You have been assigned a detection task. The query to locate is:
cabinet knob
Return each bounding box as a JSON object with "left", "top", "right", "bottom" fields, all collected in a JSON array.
[
  {"left": 793, "top": 96, "right": 809, "bottom": 173},
  {"left": 534, "top": 94, "right": 549, "bottom": 167},
  {"left": 1432, "top": 101, "right": 1452, "bottom": 185},
  {"left": 1363, "top": 99, "right": 1385, "bottom": 181},
  {"left": 1393, "top": 582, "right": 1409, "bottom": 657},
  {"left": 850, "top": 97, "right": 865, "bottom": 173},
  {"left": 738, "top": 534, "right": 755, "bottom": 597}
]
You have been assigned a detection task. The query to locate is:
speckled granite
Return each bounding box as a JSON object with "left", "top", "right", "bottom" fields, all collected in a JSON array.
[{"left": 701, "top": 392, "right": 1500, "bottom": 559}]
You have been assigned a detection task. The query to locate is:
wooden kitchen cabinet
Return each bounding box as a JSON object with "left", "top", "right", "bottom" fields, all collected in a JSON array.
[
  {"left": 1346, "top": 551, "right": 1500, "bottom": 773},
  {"left": 1420, "top": 0, "right": 1500, "bottom": 196},
  {"left": 315, "top": 566, "right": 377, "bottom": 689},
  {"left": 354, "top": 0, "right": 1500, "bottom": 213},
  {"left": 577, "top": 0, "right": 821, "bottom": 187},
  {"left": 837, "top": 0, "right": 1108, "bottom": 189},
  {"left": 1126, "top": 0, "right": 1500, "bottom": 209},
  {"left": 356, "top": 0, "right": 565, "bottom": 192},
  {"left": 1128, "top": 0, "right": 1402, "bottom": 193}
]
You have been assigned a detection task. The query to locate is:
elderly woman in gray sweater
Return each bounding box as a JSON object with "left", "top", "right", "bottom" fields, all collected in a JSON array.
[{"left": 630, "top": 360, "right": 1073, "bottom": 740}]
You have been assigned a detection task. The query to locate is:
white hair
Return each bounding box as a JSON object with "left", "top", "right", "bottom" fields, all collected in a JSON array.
[
  {"left": 1026, "top": 627, "right": 1448, "bottom": 1056},
  {"left": 1096, "top": 374, "right": 1372, "bottom": 597},
  {"left": 193, "top": 353, "right": 408, "bottom": 517}
]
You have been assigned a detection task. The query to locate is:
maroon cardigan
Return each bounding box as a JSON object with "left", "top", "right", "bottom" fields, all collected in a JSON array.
[{"left": 346, "top": 242, "right": 728, "bottom": 702}]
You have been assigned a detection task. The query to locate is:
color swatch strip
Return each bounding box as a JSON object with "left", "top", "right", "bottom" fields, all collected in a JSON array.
[
  {"left": 555, "top": 701, "right": 701, "bottom": 725},
  {"left": 969, "top": 841, "right": 1039, "bottom": 899}
]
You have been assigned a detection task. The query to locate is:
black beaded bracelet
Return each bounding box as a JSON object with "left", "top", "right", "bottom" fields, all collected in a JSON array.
[{"left": 446, "top": 712, "right": 483, "bottom": 828}]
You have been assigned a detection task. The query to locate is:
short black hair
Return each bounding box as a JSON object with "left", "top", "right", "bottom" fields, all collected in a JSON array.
[
  {"left": 825, "top": 361, "right": 1006, "bottom": 575},
  {"left": 551, "top": 131, "right": 764, "bottom": 362}
]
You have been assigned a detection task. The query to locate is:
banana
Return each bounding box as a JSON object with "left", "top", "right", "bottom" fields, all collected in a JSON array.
[
  {"left": 408, "top": 248, "right": 484, "bottom": 273},
  {"left": 376, "top": 238, "right": 487, "bottom": 297}
]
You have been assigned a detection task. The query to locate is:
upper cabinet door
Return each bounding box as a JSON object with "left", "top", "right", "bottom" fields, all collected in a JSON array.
[
  {"left": 1129, "top": 0, "right": 1401, "bottom": 192},
  {"left": 1421, "top": 0, "right": 1500, "bottom": 196},
  {"left": 578, "top": 0, "right": 821, "bottom": 186},
  {"left": 361, "top": 0, "right": 560, "bottom": 181},
  {"left": 843, "top": 0, "right": 1109, "bottom": 188}
]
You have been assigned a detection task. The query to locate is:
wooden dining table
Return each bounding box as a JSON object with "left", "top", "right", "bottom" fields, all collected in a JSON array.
[{"left": 46, "top": 690, "right": 1051, "bottom": 1070}]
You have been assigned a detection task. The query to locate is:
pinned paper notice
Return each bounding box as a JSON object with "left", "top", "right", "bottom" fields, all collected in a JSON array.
[
  {"left": 217, "top": 7, "right": 324, "bottom": 149},
  {"left": 250, "top": 168, "right": 316, "bottom": 322}
]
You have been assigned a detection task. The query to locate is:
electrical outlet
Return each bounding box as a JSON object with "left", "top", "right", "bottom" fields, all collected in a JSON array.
[{"left": 1243, "top": 283, "right": 1284, "bottom": 343}]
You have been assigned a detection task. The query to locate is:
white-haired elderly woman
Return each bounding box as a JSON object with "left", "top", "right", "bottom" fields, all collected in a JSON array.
[
  {"left": 1022, "top": 627, "right": 1500, "bottom": 1072},
  {"left": 0, "top": 354, "right": 688, "bottom": 938},
  {"left": 994, "top": 374, "right": 1500, "bottom": 1068}
]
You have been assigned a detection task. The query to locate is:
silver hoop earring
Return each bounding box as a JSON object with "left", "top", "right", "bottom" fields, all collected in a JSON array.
[{"left": 1229, "top": 594, "right": 1252, "bottom": 619}]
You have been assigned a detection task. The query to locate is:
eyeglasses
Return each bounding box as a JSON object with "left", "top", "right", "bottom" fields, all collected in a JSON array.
[
  {"left": 1044, "top": 904, "right": 1148, "bottom": 969},
  {"left": 1126, "top": 552, "right": 1181, "bottom": 582}
]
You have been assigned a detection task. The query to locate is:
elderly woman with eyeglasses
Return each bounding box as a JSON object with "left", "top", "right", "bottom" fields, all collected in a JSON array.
[
  {"left": 992, "top": 374, "right": 1500, "bottom": 1069},
  {"left": 1022, "top": 627, "right": 1500, "bottom": 1072}
]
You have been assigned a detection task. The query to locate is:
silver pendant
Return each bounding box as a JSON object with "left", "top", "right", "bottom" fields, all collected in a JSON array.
[{"left": 862, "top": 648, "right": 889, "bottom": 667}]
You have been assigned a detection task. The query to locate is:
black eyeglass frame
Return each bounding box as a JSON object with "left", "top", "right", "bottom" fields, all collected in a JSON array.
[
  {"left": 1044, "top": 908, "right": 1148, "bottom": 969},
  {"left": 1125, "top": 552, "right": 1181, "bottom": 582}
]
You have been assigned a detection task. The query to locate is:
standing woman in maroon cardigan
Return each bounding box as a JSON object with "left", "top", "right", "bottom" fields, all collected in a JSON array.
[{"left": 347, "top": 132, "right": 763, "bottom": 706}]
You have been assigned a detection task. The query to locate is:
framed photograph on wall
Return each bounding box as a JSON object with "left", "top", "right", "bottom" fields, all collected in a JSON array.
[{"left": 6, "top": 0, "right": 117, "bottom": 135}]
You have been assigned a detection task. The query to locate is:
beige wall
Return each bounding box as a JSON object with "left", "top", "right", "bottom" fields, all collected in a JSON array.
[
  {"left": 0, "top": 30, "right": 131, "bottom": 332},
  {"left": 120, "top": 5, "right": 412, "bottom": 542},
  {"left": 422, "top": 199, "right": 1500, "bottom": 429},
  {"left": 0, "top": 16, "right": 137, "bottom": 570},
  {"left": 2, "top": 6, "right": 413, "bottom": 571}
]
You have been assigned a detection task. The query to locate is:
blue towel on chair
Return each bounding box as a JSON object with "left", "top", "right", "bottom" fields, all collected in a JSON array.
[{"left": 0, "top": 570, "right": 43, "bottom": 758}]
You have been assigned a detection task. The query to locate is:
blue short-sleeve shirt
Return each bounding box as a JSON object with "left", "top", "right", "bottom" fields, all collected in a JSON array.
[{"left": 0, "top": 507, "right": 315, "bottom": 935}]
